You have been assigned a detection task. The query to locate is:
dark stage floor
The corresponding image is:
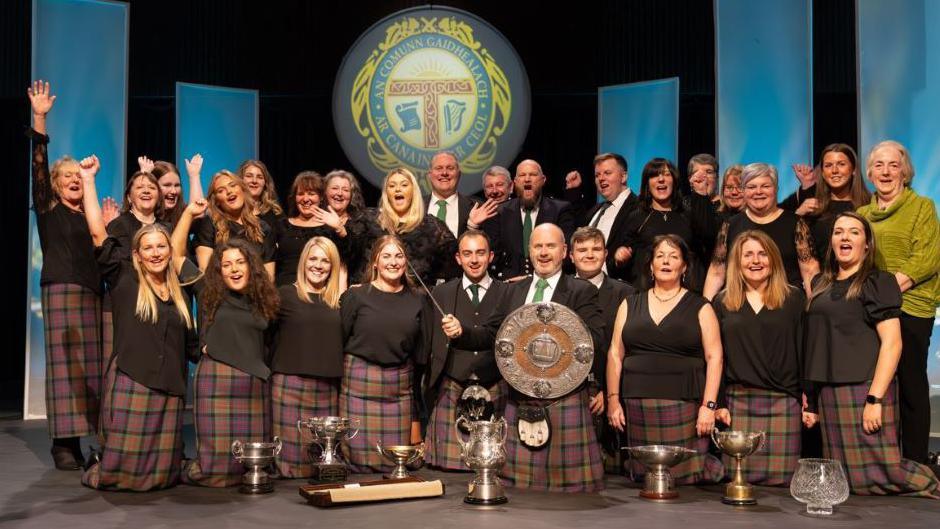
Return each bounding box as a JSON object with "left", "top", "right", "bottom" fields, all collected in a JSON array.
[{"left": 1, "top": 419, "right": 938, "bottom": 529}]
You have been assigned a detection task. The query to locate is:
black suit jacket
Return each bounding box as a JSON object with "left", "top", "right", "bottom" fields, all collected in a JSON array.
[
  {"left": 482, "top": 196, "right": 577, "bottom": 279},
  {"left": 591, "top": 274, "right": 635, "bottom": 389},
  {"left": 579, "top": 192, "right": 640, "bottom": 280},
  {"left": 424, "top": 193, "right": 477, "bottom": 237},
  {"left": 426, "top": 277, "right": 509, "bottom": 397}
]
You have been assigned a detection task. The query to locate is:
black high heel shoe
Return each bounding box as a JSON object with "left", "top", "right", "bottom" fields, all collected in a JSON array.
[
  {"left": 83, "top": 447, "right": 101, "bottom": 472},
  {"left": 51, "top": 446, "right": 81, "bottom": 471}
]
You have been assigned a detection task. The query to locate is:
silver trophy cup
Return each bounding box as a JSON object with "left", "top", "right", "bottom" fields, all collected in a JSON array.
[
  {"left": 712, "top": 429, "right": 766, "bottom": 505},
  {"left": 231, "top": 437, "right": 282, "bottom": 494},
  {"left": 455, "top": 416, "right": 508, "bottom": 505},
  {"left": 626, "top": 445, "right": 696, "bottom": 500},
  {"left": 297, "top": 416, "right": 360, "bottom": 483},
  {"left": 376, "top": 442, "right": 425, "bottom": 479}
]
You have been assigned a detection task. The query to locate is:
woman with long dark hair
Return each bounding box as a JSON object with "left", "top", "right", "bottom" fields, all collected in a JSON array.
[{"left": 804, "top": 212, "right": 938, "bottom": 497}]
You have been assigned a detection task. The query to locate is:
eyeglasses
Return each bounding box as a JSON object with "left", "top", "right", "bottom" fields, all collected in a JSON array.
[{"left": 723, "top": 185, "right": 743, "bottom": 192}]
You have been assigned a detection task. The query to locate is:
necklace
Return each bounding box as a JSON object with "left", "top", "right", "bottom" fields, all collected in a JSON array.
[{"left": 651, "top": 287, "right": 682, "bottom": 303}]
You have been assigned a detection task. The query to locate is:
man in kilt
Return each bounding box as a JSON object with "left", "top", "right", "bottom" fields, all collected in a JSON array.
[
  {"left": 443, "top": 223, "right": 608, "bottom": 492},
  {"left": 425, "top": 230, "right": 510, "bottom": 470}
]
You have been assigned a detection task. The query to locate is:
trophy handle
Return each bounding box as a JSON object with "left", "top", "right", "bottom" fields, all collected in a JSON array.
[
  {"left": 231, "top": 439, "right": 243, "bottom": 458},
  {"left": 346, "top": 418, "right": 360, "bottom": 441},
  {"left": 755, "top": 431, "right": 766, "bottom": 453},
  {"left": 710, "top": 427, "right": 721, "bottom": 449},
  {"left": 454, "top": 416, "right": 470, "bottom": 453},
  {"left": 272, "top": 436, "right": 282, "bottom": 456}
]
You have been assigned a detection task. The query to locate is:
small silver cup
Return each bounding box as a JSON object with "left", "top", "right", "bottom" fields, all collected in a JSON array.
[{"left": 232, "top": 437, "right": 282, "bottom": 494}]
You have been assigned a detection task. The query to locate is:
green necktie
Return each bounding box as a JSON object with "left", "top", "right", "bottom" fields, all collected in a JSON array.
[
  {"left": 532, "top": 278, "right": 549, "bottom": 303},
  {"left": 436, "top": 199, "right": 447, "bottom": 222},
  {"left": 468, "top": 283, "right": 481, "bottom": 306},
  {"left": 522, "top": 209, "right": 533, "bottom": 258}
]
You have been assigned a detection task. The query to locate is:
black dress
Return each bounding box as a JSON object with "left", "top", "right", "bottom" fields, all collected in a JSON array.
[
  {"left": 713, "top": 210, "right": 815, "bottom": 288},
  {"left": 357, "top": 210, "right": 458, "bottom": 286},
  {"left": 272, "top": 217, "right": 349, "bottom": 287},
  {"left": 806, "top": 200, "right": 856, "bottom": 260}
]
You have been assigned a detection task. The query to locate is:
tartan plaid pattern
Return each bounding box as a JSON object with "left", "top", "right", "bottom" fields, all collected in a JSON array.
[
  {"left": 183, "top": 356, "right": 268, "bottom": 488},
  {"left": 81, "top": 369, "right": 184, "bottom": 491},
  {"left": 819, "top": 382, "right": 940, "bottom": 497},
  {"left": 339, "top": 355, "right": 413, "bottom": 474},
  {"left": 503, "top": 387, "right": 605, "bottom": 492},
  {"left": 724, "top": 385, "right": 801, "bottom": 486},
  {"left": 101, "top": 308, "right": 114, "bottom": 378},
  {"left": 41, "top": 284, "right": 102, "bottom": 439},
  {"left": 270, "top": 373, "right": 339, "bottom": 478},
  {"left": 96, "top": 353, "right": 119, "bottom": 447},
  {"left": 424, "top": 378, "right": 508, "bottom": 470},
  {"left": 624, "top": 398, "right": 725, "bottom": 485}
]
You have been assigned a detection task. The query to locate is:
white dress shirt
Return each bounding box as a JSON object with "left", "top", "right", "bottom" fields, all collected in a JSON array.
[
  {"left": 525, "top": 269, "right": 563, "bottom": 304},
  {"left": 461, "top": 273, "right": 493, "bottom": 301},
  {"left": 590, "top": 188, "right": 631, "bottom": 242},
  {"left": 428, "top": 192, "right": 459, "bottom": 236}
]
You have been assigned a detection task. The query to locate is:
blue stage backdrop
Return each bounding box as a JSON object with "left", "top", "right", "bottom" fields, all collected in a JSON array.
[
  {"left": 25, "top": 0, "right": 128, "bottom": 419},
  {"left": 176, "top": 82, "right": 259, "bottom": 193},
  {"left": 715, "top": 0, "right": 812, "bottom": 198},
  {"left": 597, "top": 78, "right": 679, "bottom": 194},
  {"left": 858, "top": 0, "right": 940, "bottom": 435}
]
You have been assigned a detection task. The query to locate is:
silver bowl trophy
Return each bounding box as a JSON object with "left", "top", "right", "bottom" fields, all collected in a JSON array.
[
  {"left": 455, "top": 416, "right": 508, "bottom": 505},
  {"left": 790, "top": 458, "right": 850, "bottom": 515},
  {"left": 231, "top": 437, "right": 282, "bottom": 494},
  {"left": 712, "top": 429, "right": 766, "bottom": 505},
  {"left": 625, "top": 445, "right": 696, "bottom": 500},
  {"left": 297, "top": 416, "right": 360, "bottom": 483},
  {"left": 376, "top": 442, "right": 425, "bottom": 479}
]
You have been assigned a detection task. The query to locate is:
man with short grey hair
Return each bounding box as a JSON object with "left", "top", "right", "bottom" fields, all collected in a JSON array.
[{"left": 481, "top": 165, "right": 512, "bottom": 204}]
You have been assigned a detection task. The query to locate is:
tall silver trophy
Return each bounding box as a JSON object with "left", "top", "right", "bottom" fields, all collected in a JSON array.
[
  {"left": 297, "top": 416, "right": 360, "bottom": 483},
  {"left": 455, "top": 416, "right": 508, "bottom": 505},
  {"left": 232, "top": 437, "right": 282, "bottom": 494}
]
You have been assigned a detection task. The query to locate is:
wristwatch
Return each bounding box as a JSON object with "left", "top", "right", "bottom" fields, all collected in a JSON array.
[
  {"left": 703, "top": 400, "right": 718, "bottom": 410},
  {"left": 865, "top": 395, "right": 883, "bottom": 405}
]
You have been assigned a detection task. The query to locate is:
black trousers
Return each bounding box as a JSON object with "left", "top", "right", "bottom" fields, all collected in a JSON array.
[{"left": 898, "top": 312, "right": 935, "bottom": 464}]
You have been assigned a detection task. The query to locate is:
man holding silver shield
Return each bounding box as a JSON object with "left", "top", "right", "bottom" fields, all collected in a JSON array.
[{"left": 442, "top": 223, "right": 607, "bottom": 492}]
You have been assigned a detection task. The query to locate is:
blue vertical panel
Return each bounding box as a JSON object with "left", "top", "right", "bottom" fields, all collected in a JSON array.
[
  {"left": 858, "top": 0, "right": 940, "bottom": 435},
  {"left": 26, "top": 0, "right": 128, "bottom": 419},
  {"left": 176, "top": 83, "right": 259, "bottom": 193},
  {"left": 598, "top": 78, "right": 679, "bottom": 193},
  {"left": 715, "top": 0, "right": 812, "bottom": 197}
]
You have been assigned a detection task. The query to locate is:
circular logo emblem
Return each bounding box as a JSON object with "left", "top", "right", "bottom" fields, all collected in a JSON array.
[{"left": 333, "top": 6, "right": 530, "bottom": 193}]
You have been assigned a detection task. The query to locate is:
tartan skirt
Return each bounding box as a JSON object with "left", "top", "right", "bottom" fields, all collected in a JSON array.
[
  {"left": 96, "top": 353, "right": 119, "bottom": 447},
  {"left": 339, "top": 355, "right": 413, "bottom": 474},
  {"left": 624, "top": 398, "right": 725, "bottom": 485},
  {"left": 183, "top": 356, "right": 268, "bottom": 488},
  {"left": 819, "top": 382, "right": 940, "bottom": 497},
  {"left": 424, "top": 378, "right": 508, "bottom": 471},
  {"left": 41, "top": 283, "right": 102, "bottom": 439},
  {"left": 270, "top": 372, "right": 339, "bottom": 478},
  {"left": 724, "top": 385, "right": 802, "bottom": 486},
  {"left": 503, "top": 387, "right": 605, "bottom": 492},
  {"left": 82, "top": 369, "right": 184, "bottom": 491},
  {"left": 101, "top": 307, "right": 114, "bottom": 378}
]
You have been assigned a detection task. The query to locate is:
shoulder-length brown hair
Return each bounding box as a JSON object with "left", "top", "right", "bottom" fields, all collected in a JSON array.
[
  {"left": 199, "top": 239, "right": 280, "bottom": 328},
  {"left": 366, "top": 234, "right": 417, "bottom": 290},
  {"left": 207, "top": 170, "right": 265, "bottom": 245},
  {"left": 287, "top": 171, "right": 323, "bottom": 218},
  {"left": 813, "top": 143, "right": 871, "bottom": 214},
  {"left": 121, "top": 171, "right": 165, "bottom": 217},
  {"left": 238, "top": 159, "right": 283, "bottom": 216},
  {"left": 722, "top": 230, "right": 790, "bottom": 311},
  {"left": 810, "top": 211, "right": 877, "bottom": 305},
  {"left": 152, "top": 161, "right": 184, "bottom": 226},
  {"left": 295, "top": 236, "right": 343, "bottom": 309}
]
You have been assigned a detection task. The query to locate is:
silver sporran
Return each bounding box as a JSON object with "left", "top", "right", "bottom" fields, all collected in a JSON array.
[
  {"left": 297, "top": 416, "right": 360, "bottom": 483},
  {"left": 232, "top": 437, "right": 282, "bottom": 494},
  {"left": 456, "top": 416, "right": 508, "bottom": 505}
]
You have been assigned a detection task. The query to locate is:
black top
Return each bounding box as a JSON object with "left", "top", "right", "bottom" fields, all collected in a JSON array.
[
  {"left": 193, "top": 216, "right": 276, "bottom": 263},
  {"left": 804, "top": 270, "right": 902, "bottom": 384},
  {"left": 29, "top": 129, "right": 101, "bottom": 294},
  {"left": 340, "top": 284, "right": 432, "bottom": 367},
  {"left": 619, "top": 291, "right": 708, "bottom": 401},
  {"left": 806, "top": 200, "right": 856, "bottom": 260},
  {"left": 196, "top": 284, "right": 272, "bottom": 380},
  {"left": 259, "top": 209, "right": 286, "bottom": 231},
  {"left": 102, "top": 213, "right": 171, "bottom": 311},
  {"left": 715, "top": 210, "right": 815, "bottom": 288},
  {"left": 594, "top": 275, "right": 635, "bottom": 390},
  {"left": 357, "top": 210, "right": 458, "bottom": 285},
  {"left": 97, "top": 237, "right": 199, "bottom": 395},
  {"left": 273, "top": 217, "right": 349, "bottom": 287},
  {"left": 271, "top": 284, "right": 344, "bottom": 378},
  {"left": 339, "top": 213, "right": 374, "bottom": 283},
  {"left": 713, "top": 288, "right": 805, "bottom": 400}
]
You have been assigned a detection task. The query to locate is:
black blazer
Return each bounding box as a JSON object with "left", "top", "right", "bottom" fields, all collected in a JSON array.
[
  {"left": 426, "top": 277, "right": 509, "bottom": 392},
  {"left": 581, "top": 192, "right": 640, "bottom": 280},
  {"left": 593, "top": 274, "right": 635, "bottom": 389},
  {"left": 424, "top": 193, "right": 478, "bottom": 237},
  {"left": 482, "top": 196, "right": 577, "bottom": 279}
]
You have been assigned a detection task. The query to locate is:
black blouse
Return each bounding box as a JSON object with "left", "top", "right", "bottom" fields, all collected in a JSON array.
[
  {"left": 273, "top": 218, "right": 348, "bottom": 287},
  {"left": 193, "top": 216, "right": 276, "bottom": 263},
  {"left": 357, "top": 210, "right": 458, "bottom": 285},
  {"left": 271, "top": 285, "right": 344, "bottom": 378},
  {"left": 29, "top": 129, "right": 101, "bottom": 294},
  {"left": 97, "top": 237, "right": 198, "bottom": 395},
  {"left": 714, "top": 210, "right": 815, "bottom": 288},
  {"left": 804, "top": 270, "right": 902, "bottom": 385},
  {"left": 196, "top": 285, "right": 271, "bottom": 380},
  {"left": 713, "top": 288, "right": 805, "bottom": 399},
  {"left": 340, "top": 284, "right": 431, "bottom": 367},
  {"left": 619, "top": 290, "right": 708, "bottom": 401},
  {"left": 806, "top": 200, "right": 856, "bottom": 260}
]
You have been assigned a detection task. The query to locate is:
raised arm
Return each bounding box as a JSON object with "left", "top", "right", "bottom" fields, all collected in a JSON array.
[
  {"left": 171, "top": 198, "right": 207, "bottom": 274},
  {"left": 28, "top": 80, "right": 56, "bottom": 212},
  {"left": 185, "top": 153, "right": 205, "bottom": 203},
  {"left": 78, "top": 155, "right": 107, "bottom": 246}
]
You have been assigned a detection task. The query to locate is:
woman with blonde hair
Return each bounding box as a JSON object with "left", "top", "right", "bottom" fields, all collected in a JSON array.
[
  {"left": 193, "top": 170, "right": 276, "bottom": 278},
  {"left": 238, "top": 159, "right": 285, "bottom": 228},
  {"left": 339, "top": 235, "right": 432, "bottom": 473},
  {"left": 360, "top": 168, "right": 457, "bottom": 285},
  {"left": 712, "top": 230, "right": 806, "bottom": 485},
  {"left": 270, "top": 237, "right": 346, "bottom": 478},
  {"left": 77, "top": 155, "right": 200, "bottom": 491}
]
